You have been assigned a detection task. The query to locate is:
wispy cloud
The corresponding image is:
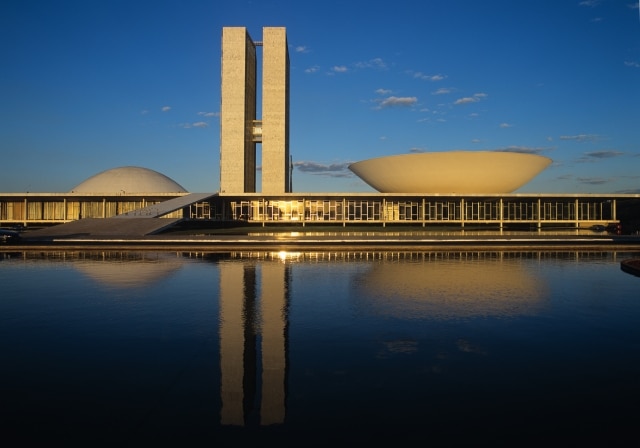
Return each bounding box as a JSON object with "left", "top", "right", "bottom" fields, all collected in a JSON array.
[
  {"left": 197, "top": 111, "right": 219, "bottom": 117},
  {"left": 354, "top": 58, "right": 387, "bottom": 69},
  {"left": 375, "top": 88, "right": 392, "bottom": 95},
  {"left": 410, "top": 71, "right": 446, "bottom": 81},
  {"left": 454, "top": 93, "right": 488, "bottom": 105},
  {"left": 332, "top": 65, "right": 348, "bottom": 73},
  {"left": 305, "top": 65, "right": 320, "bottom": 74},
  {"left": 179, "top": 121, "right": 209, "bottom": 129},
  {"left": 376, "top": 96, "right": 418, "bottom": 109},
  {"left": 294, "top": 161, "right": 353, "bottom": 177},
  {"left": 577, "top": 176, "right": 610, "bottom": 185},
  {"left": 432, "top": 87, "right": 452, "bottom": 95},
  {"left": 579, "top": 0, "right": 601, "bottom": 7},
  {"left": 559, "top": 134, "right": 602, "bottom": 142},
  {"left": 584, "top": 150, "right": 624, "bottom": 158},
  {"left": 494, "top": 146, "right": 550, "bottom": 155},
  {"left": 161, "top": 106, "right": 171, "bottom": 112},
  {"left": 295, "top": 45, "right": 309, "bottom": 53},
  {"left": 499, "top": 122, "right": 513, "bottom": 128},
  {"left": 625, "top": 61, "right": 640, "bottom": 68}
]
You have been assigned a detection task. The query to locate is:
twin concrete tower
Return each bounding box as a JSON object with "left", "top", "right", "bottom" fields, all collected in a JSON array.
[{"left": 220, "top": 27, "right": 291, "bottom": 194}]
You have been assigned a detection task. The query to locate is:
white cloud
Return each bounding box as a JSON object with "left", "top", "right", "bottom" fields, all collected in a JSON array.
[
  {"left": 454, "top": 93, "right": 488, "bottom": 105},
  {"left": 180, "top": 121, "right": 209, "bottom": 129},
  {"left": 198, "top": 111, "right": 219, "bottom": 117},
  {"left": 499, "top": 123, "right": 512, "bottom": 128},
  {"left": 295, "top": 45, "right": 308, "bottom": 53},
  {"left": 377, "top": 96, "right": 418, "bottom": 109},
  {"left": 412, "top": 71, "right": 446, "bottom": 81},
  {"left": 332, "top": 66, "right": 348, "bottom": 73},
  {"left": 354, "top": 58, "right": 387, "bottom": 69},
  {"left": 432, "top": 88, "right": 452, "bottom": 95},
  {"left": 161, "top": 106, "right": 171, "bottom": 112},
  {"left": 305, "top": 65, "right": 320, "bottom": 73},
  {"left": 375, "top": 88, "right": 392, "bottom": 95}
]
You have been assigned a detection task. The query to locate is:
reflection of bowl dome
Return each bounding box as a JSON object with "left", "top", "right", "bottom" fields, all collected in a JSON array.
[
  {"left": 348, "top": 151, "right": 552, "bottom": 193},
  {"left": 74, "top": 253, "right": 184, "bottom": 289},
  {"left": 70, "top": 166, "right": 187, "bottom": 193},
  {"left": 352, "top": 259, "right": 547, "bottom": 319}
]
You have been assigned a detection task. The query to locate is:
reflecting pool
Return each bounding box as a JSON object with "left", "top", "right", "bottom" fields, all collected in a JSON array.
[{"left": 1, "top": 250, "right": 640, "bottom": 445}]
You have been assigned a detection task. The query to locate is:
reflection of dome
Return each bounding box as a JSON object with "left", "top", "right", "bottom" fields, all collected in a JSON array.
[
  {"left": 352, "top": 259, "right": 547, "bottom": 319},
  {"left": 74, "top": 253, "right": 184, "bottom": 289},
  {"left": 70, "top": 166, "right": 187, "bottom": 193},
  {"left": 348, "top": 151, "right": 552, "bottom": 193}
]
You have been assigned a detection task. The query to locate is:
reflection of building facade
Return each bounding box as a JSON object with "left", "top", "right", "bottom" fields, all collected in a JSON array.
[{"left": 219, "top": 261, "right": 289, "bottom": 426}]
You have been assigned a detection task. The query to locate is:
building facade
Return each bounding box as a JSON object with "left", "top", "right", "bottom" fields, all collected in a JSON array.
[{"left": 220, "top": 27, "right": 290, "bottom": 195}]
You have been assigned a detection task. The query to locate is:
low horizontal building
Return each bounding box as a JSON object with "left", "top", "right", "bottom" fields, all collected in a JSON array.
[{"left": 4, "top": 189, "right": 638, "bottom": 232}]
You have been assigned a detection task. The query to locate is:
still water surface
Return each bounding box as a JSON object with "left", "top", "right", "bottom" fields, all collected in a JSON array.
[{"left": 1, "top": 250, "right": 639, "bottom": 445}]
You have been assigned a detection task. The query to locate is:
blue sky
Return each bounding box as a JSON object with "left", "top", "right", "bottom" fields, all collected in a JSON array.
[{"left": 1, "top": 0, "right": 639, "bottom": 194}]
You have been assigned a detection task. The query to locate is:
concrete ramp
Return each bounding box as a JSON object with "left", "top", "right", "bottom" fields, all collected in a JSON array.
[
  {"left": 115, "top": 193, "right": 216, "bottom": 218},
  {"left": 22, "top": 192, "right": 217, "bottom": 240},
  {"left": 23, "top": 218, "right": 183, "bottom": 240}
]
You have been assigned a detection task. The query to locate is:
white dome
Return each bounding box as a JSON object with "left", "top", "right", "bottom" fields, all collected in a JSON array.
[
  {"left": 348, "top": 151, "right": 552, "bottom": 194},
  {"left": 71, "top": 166, "right": 187, "bottom": 193}
]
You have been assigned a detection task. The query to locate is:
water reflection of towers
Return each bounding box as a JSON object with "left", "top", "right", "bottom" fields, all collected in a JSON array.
[{"left": 219, "top": 261, "right": 290, "bottom": 426}]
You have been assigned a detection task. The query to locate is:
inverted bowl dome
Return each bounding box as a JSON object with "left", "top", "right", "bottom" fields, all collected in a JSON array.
[{"left": 348, "top": 151, "right": 552, "bottom": 194}]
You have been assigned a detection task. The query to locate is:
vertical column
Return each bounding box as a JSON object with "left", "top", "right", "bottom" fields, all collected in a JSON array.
[
  {"left": 219, "top": 263, "right": 258, "bottom": 426},
  {"left": 261, "top": 27, "right": 290, "bottom": 194},
  {"left": 220, "top": 27, "right": 257, "bottom": 194},
  {"left": 259, "top": 262, "right": 288, "bottom": 425}
]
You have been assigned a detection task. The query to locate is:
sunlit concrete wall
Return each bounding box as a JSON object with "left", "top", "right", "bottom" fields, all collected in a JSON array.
[
  {"left": 261, "top": 27, "right": 290, "bottom": 194},
  {"left": 220, "top": 27, "right": 257, "bottom": 194}
]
